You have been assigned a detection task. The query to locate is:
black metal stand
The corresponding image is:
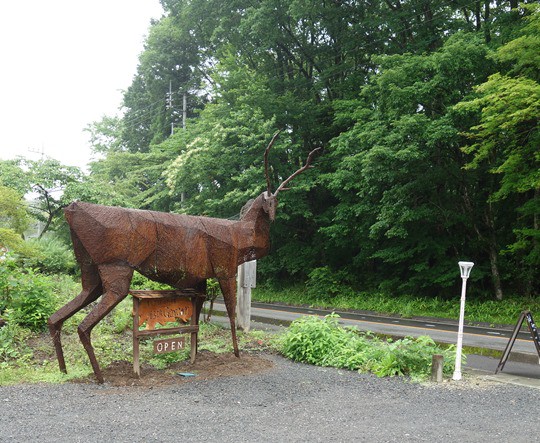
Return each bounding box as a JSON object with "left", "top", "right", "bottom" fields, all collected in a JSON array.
[{"left": 495, "top": 310, "right": 540, "bottom": 374}]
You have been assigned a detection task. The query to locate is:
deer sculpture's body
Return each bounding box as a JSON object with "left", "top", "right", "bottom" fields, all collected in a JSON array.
[{"left": 48, "top": 134, "right": 319, "bottom": 383}]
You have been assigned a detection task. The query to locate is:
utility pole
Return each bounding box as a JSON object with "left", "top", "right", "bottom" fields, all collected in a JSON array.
[
  {"left": 28, "top": 146, "right": 46, "bottom": 159},
  {"left": 181, "top": 91, "right": 187, "bottom": 203},
  {"left": 168, "top": 80, "right": 174, "bottom": 135},
  {"left": 182, "top": 92, "right": 187, "bottom": 130}
]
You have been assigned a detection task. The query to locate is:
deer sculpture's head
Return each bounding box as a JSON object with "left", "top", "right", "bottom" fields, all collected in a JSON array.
[
  {"left": 261, "top": 131, "right": 320, "bottom": 222},
  {"left": 262, "top": 191, "right": 278, "bottom": 222}
]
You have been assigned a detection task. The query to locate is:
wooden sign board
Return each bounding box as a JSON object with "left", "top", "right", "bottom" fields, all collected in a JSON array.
[
  {"left": 130, "top": 289, "right": 205, "bottom": 378},
  {"left": 138, "top": 297, "right": 193, "bottom": 329},
  {"left": 153, "top": 337, "right": 185, "bottom": 354}
]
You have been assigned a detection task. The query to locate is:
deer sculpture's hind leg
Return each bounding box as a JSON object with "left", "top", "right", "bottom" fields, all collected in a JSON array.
[
  {"left": 218, "top": 277, "right": 240, "bottom": 357},
  {"left": 78, "top": 263, "right": 134, "bottom": 383},
  {"left": 48, "top": 263, "right": 103, "bottom": 374}
]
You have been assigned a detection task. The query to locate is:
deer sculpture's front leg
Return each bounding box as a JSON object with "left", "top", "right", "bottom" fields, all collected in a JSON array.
[{"left": 218, "top": 277, "right": 240, "bottom": 357}]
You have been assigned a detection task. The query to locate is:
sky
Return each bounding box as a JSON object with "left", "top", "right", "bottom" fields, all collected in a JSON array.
[{"left": 0, "top": 0, "right": 163, "bottom": 170}]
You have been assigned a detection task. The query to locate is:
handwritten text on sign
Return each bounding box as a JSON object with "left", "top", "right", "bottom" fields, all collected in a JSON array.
[
  {"left": 138, "top": 297, "right": 193, "bottom": 329},
  {"left": 153, "top": 337, "right": 186, "bottom": 354}
]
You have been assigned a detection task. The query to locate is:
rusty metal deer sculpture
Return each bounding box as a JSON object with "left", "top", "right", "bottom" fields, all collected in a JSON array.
[{"left": 48, "top": 133, "right": 319, "bottom": 382}]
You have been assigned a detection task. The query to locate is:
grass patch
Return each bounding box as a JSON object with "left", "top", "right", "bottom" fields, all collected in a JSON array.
[
  {"left": 0, "top": 364, "right": 93, "bottom": 385},
  {"left": 253, "top": 285, "right": 539, "bottom": 326},
  {"left": 2, "top": 274, "right": 529, "bottom": 386},
  {"left": 0, "top": 308, "right": 276, "bottom": 386}
]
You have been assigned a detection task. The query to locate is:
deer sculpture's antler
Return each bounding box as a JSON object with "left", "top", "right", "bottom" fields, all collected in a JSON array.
[
  {"left": 264, "top": 130, "right": 321, "bottom": 196},
  {"left": 274, "top": 147, "right": 322, "bottom": 196},
  {"left": 264, "top": 131, "right": 281, "bottom": 195}
]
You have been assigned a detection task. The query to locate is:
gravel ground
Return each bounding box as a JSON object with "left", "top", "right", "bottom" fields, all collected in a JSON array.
[{"left": 1, "top": 354, "right": 539, "bottom": 443}]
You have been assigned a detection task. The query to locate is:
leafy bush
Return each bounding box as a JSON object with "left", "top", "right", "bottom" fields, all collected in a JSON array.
[
  {"left": 131, "top": 271, "right": 173, "bottom": 290},
  {"left": 0, "top": 228, "right": 25, "bottom": 253},
  {"left": 0, "top": 256, "right": 56, "bottom": 331},
  {"left": 24, "top": 237, "right": 77, "bottom": 275},
  {"left": 280, "top": 314, "right": 459, "bottom": 380},
  {"left": 0, "top": 322, "right": 32, "bottom": 363},
  {"left": 0, "top": 257, "right": 15, "bottom": 313},
  {"left": 305, "top": 266, "right": 354, "bottom": 299}
]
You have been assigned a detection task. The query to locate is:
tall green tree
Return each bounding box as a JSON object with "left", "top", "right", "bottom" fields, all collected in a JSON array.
[
  {"left": 84, "top": 115, "right": 126, "bottom": 155},
  {"left": 455, "top": 5, "right": 540, "bottom": 296},
  {"left": 122, "top": 11, "right": 211, "bottom": 152},
  {"left": 0, "top": 185, "right": 30, "bottom": 252},
  {"left": 325, "top": 33, "right": 495, "bottom": 295},
  {"left": 0, "top": 160, "right": 31, "bottom": 195},
  {"left": 23, "top": 159, "right": 82, "bottom": 238}
]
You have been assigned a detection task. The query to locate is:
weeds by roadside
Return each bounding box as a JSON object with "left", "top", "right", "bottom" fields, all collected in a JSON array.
[
  {"left": 278, "top": 313, "right": 458, "bottom": 381},
  {"left": 1, "top": 307, "right": 457, "bottom": 385},
  {"left": 252, "top": 285, "right": 540, "bottom": 326}
]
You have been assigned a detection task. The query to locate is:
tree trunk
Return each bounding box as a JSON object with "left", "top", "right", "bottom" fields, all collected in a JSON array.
[
  {"left": 475, "top": 1, "right": 482, "bottom": 31},
  {"left": 38, "top": 215, "right": 54, "bottom": 239},
  {"left": 485, "top": 204, "right": 503, "bottom": 300},
  {"left": 488, "top": 243, "right": 503, "bottom": 300},
  {"left": 483, "top": 0, "right": 491, "bottom": 43}
]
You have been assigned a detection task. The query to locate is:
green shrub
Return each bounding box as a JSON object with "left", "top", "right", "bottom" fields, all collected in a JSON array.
[
  {"left": 0, "top": 322, "right": 32, "bottom": 363},
  {"left": 24, "top": 237, "right": 77, "bottom": 275},
  {"left": 130, "top": 271, "right": 173, "bottom": 290},
  {"left": 280, "top": 313, "right": 361, "bottom": 366},
  {"left": 0, "top": 256, "right": 16, "bottom": 313},
  {"left": 365, "top": 336, "right": 457, "bottom": 379},
  {"left": 305, "top": 266, "right": 354, "bottom": 299},
  {"left": 0, "top": 257, "right": 56, "bottom": 332},
  {"left": 280, "top": 313, "right": 459, "bottom": 380}
]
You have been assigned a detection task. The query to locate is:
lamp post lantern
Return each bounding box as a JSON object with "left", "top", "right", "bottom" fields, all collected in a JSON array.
[{"left": 453, "top": 261, "right": 474, "bottom": 381}]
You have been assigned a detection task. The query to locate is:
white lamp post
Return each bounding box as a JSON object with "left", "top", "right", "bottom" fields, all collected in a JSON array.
[{"left": 453, "top": 261, "right": 474, "bottom": 381}]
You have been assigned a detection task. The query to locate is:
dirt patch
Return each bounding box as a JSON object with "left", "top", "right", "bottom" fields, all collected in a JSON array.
[{"left": 73, "top": 351, "right": 275, "bottom": 387}]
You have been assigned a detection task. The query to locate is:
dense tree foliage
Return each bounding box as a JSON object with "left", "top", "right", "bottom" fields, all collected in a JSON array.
[
  {"left": 7, "top": 1, "right": 536, "bottom": 300},
  {"left": 81, "top": 0, "right": 539, "bottom": 299},
  {"left": 0, "top": 185, "right": 29, "bottom": 253},
  {"left": 0, "top": 158, "right": 83, "bottom": 239}
]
